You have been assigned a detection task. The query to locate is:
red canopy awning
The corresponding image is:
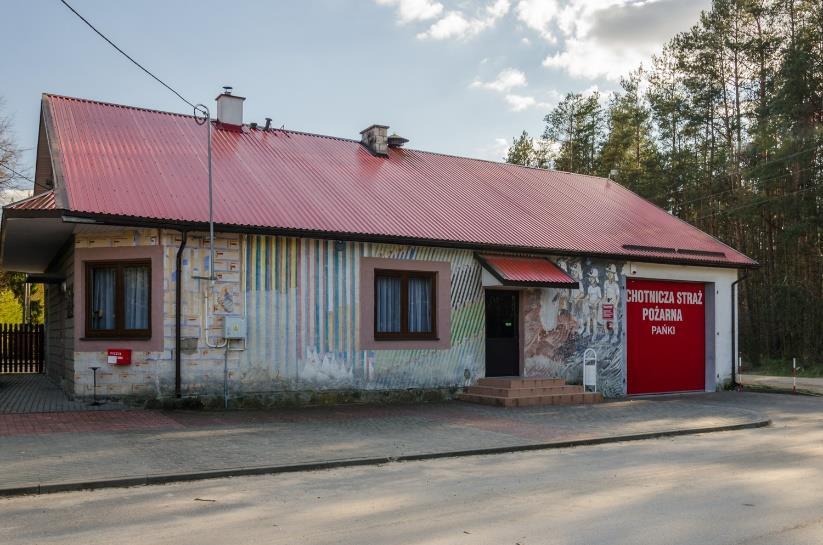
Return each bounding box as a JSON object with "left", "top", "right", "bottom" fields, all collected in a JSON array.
[{"left": 477, "top": 255, "right": 579, "bottom": 288}]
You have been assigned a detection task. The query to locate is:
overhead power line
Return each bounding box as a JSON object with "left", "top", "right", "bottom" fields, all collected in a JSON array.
[
  {"left": 695, "top": 183, "right": 821, "bottom": 221},
  {"left": 0, "top": 163, "right": 32, "bottom": 182},
  {"left": 644, "top": 143, "right": 821, "bottom": 204},
  {"left": 59, "top": 0, "right": 219, "bottom": 284},
  {"left": 58, "top": 0, "right": 205, "bottom": 117},
  {"left": 0, "top": 162, "right": 51, "bottom": 192},
  {"left": 669, "top": 165, "right": 819, "bottom": 208}
]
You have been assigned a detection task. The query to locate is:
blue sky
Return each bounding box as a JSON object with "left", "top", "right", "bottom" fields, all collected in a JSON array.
[{"left": 1, "top": 0, "right": 709, "bottom": 198}]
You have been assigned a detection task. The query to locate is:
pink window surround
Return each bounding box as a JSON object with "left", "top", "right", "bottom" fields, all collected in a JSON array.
[
  {"left": 74, "top": 245, "right": 165, "bottom": 352},
  {"left": 360, "top": 257, "right": 451, "bottom": 350}
]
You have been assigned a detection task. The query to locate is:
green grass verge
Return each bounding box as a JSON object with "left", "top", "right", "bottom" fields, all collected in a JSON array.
[{"left": 742, "top": 358, "right": 823, "bottom": 378}]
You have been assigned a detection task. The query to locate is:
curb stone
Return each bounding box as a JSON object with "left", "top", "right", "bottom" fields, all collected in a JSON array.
[
  {"left": 0, "top": 417, "right": 771, "bottom": 498},
  {"left": 741, "top": 385, "right": 823, "bottom": 397}
]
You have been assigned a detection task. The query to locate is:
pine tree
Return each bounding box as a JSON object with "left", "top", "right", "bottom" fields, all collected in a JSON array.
[
  {"left": 597, "top": 70, "right": 662, "bottom": 196},
  {"left": 543, "top": 92, "right": 603, "bottom": 174},
  {"left": 525, "top": 0, "right": 823, "bottom": 367},
  {"left": 505, "top": 131, "right": 551, "bottom": 168}
]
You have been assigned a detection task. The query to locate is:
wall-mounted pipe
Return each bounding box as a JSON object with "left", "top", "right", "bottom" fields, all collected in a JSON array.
[
  {"left": 730, "top": 272, "right": 748, "bottom": 388},
  {"left": 175, "top": 230, "right": 188, "bottom": 398}
]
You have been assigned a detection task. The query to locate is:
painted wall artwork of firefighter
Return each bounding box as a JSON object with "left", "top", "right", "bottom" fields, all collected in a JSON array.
[{"left": 524, "top": 258, "right": 626, "bottom": 397}]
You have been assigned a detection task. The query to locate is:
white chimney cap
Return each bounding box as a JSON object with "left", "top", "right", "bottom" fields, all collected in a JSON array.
[{"left": 216, "top": 89, "right": 245, "bottom": 127}]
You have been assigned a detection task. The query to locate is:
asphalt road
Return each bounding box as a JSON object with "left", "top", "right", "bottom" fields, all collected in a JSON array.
[{"left": 1, "top": 393, "right": 822, "bottom": 545}]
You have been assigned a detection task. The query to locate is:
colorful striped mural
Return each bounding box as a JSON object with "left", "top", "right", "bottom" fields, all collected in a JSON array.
[{"left": 241, "top": 236, "right": 485, "bottom": 391}]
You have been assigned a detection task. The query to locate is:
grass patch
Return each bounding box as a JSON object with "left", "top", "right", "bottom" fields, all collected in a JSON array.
[{"left": 742, "top": 357, "right": 823, "bottom": 378}]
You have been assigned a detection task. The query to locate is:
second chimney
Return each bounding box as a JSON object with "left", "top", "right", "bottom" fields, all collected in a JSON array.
[
  {"left": 360, "top": 124, "right": 390, "bottom": 156},
  {"left": 216, "top": 86, "right": 245, "bottom": 128}
]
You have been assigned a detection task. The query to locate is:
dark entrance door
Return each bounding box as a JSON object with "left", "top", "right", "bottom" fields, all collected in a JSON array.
[{"left": 485, "top": 290, "right": 519, "bottom": 377}]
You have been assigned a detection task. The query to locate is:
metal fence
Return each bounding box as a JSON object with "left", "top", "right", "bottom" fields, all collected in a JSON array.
[{"left": 0, "top": 323, "right": 44, "bottom": 373}]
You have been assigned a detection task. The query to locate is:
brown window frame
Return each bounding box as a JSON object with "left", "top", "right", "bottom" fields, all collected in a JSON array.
[
  {"left": 84, "top": 259, "right": 152, "bottom": 339},
  {"left": 374, "top": 269, "right": 437, "bottom": 341}
]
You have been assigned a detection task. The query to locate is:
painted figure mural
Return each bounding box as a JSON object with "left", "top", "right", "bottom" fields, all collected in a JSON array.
[
  {"left": 603, "top": 264, "right": 621, "bottom": 344},
  {"left": 524, "top": 258, "right": 625, "bottom": 397}
]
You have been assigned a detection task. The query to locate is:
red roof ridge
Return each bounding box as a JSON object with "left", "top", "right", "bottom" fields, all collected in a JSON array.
[
  {"left": 274, "top": 127, "right": 613, "bottom": 184},
  {"left": 260, "top": 126, "right": 361, "bottom": 145},
  {"left": 44, "top": 92, "right": 200, "bottom": 121},
  {"left": 42, "top": 94, "right": 627, "bottom": 186}
]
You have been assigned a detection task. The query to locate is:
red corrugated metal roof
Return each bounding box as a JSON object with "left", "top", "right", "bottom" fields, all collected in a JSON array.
[
  {"left": 478, "top": 255, "right": 578, "bottom": 287},
  {"left": 42, "top": 94, "right": 756, "bottom": 267},
  {"left": 5, "top": 190, "right": 57, "bottom": 211}
]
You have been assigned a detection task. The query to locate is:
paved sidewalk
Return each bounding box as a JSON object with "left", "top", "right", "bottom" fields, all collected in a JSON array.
[
  {"left": 739, "top": 373, "right": 823, "bottom": 395},
  {"left": 0, "top": 374, "right": 125, "bottom": 414},
  {"left": 0, "top": 392, "right": 769, "bottom": 495}
]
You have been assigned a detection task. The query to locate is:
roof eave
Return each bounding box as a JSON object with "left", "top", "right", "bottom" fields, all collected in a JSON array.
[{"left": 55, "top": 211, "right": 759, "bottom": 269}]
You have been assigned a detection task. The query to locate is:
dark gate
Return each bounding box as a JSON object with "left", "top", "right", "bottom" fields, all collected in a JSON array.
[{"left": 0, "top": 323, "right": 44, "bottom": 373}]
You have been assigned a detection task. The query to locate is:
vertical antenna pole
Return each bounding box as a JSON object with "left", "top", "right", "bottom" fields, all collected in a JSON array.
[{"left": 207, "top": 113, "right": 215, "bottom": 282}]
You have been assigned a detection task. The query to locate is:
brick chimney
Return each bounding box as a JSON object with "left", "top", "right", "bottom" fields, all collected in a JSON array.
[
  {"left": 215, "top": 86, "right": 245, "bottom": 128},
  {"left": 360, "top": 124, "right": 390, "bottom": 156}
]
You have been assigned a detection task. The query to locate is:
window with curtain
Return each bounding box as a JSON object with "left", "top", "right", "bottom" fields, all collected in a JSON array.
[
  {"left": 374, "top": 270, "right": 436, "bottom": 340},
  {"left": 86, "top": 260, "right": 151, "bottom": 338}
]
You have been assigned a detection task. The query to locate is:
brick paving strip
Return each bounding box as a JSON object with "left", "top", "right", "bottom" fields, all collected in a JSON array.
[
  {"left": 0, "top": 392, "right": 769, "bottom": 497},
  {"left": 0, "top": 374, "right": 126, "bottom": 414}
]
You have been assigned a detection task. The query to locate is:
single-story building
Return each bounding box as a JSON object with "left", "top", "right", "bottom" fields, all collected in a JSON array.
[{"left": 0, "top": 91, "right": 757, "bottom": 405}]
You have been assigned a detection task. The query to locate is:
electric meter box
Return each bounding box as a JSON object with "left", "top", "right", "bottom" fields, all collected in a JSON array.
[{"left": 224, "top": 317, "right": 247, "bottom": 339}]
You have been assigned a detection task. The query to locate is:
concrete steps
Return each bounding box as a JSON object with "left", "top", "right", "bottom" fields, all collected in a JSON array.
[{"left": 458, "top": 377, "right": 603, "bottom": 407}]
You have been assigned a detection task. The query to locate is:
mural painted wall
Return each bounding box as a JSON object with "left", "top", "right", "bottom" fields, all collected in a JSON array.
[
  {"left": 522, "top": 258, "right": 627, "bottom": 397},
  {"left": 67, "top": 228, "right": 630, "bottom": 400},
  {"left": 242, "top": 236, "right": 485, "bottom": 392}
]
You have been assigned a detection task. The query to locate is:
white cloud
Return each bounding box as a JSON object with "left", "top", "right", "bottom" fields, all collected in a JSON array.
[
  {"left": 478, "top": 137, "right": 512, "bottom": 161},
  {"left": 542, "top": 36, "right": 648, "bottom": 80},
  {"left": 503, "top": 90, "right": 560, "bottom": 111},
  {"left": 516, "top": 0, "right": 560, "bottom": 42},
  {"left": 0, "top": 188, "right": 33, "bottom": 206},
  {"left": 486, "top": 0, "right": 512, "bottom": 19},
  {"left": 518, "top": 0, "right": 711, "bottom": 81},
  {"left": 418, "top": 11, "right": 472, "bottom": 39},
  {"left": 417, "top": 0, "right": 511, "bottom": 40},
  {"left": 471, "top": 68, "right": 560, "bottom": 111},
  {"left": 376, "top": 0, "right": 444, "bottom": 23},
  {"left": 471, "top": 68, "right": 527, "bottom": 92},
  {"left": 504, "top": 94, "right": 540, "bottom": 111}
]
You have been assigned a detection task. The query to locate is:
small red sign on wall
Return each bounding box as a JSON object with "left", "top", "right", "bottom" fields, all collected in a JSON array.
[
  {"left": 602, "top": 303, "right": 614, "bottom": 320},
  {"left": 107, "top": 349, "right": 132, "bottom": 365}
]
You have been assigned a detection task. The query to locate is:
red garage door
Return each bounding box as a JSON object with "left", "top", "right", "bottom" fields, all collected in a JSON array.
[{"left": 627, "top": 279, "right": 706, "bottom": 395}]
